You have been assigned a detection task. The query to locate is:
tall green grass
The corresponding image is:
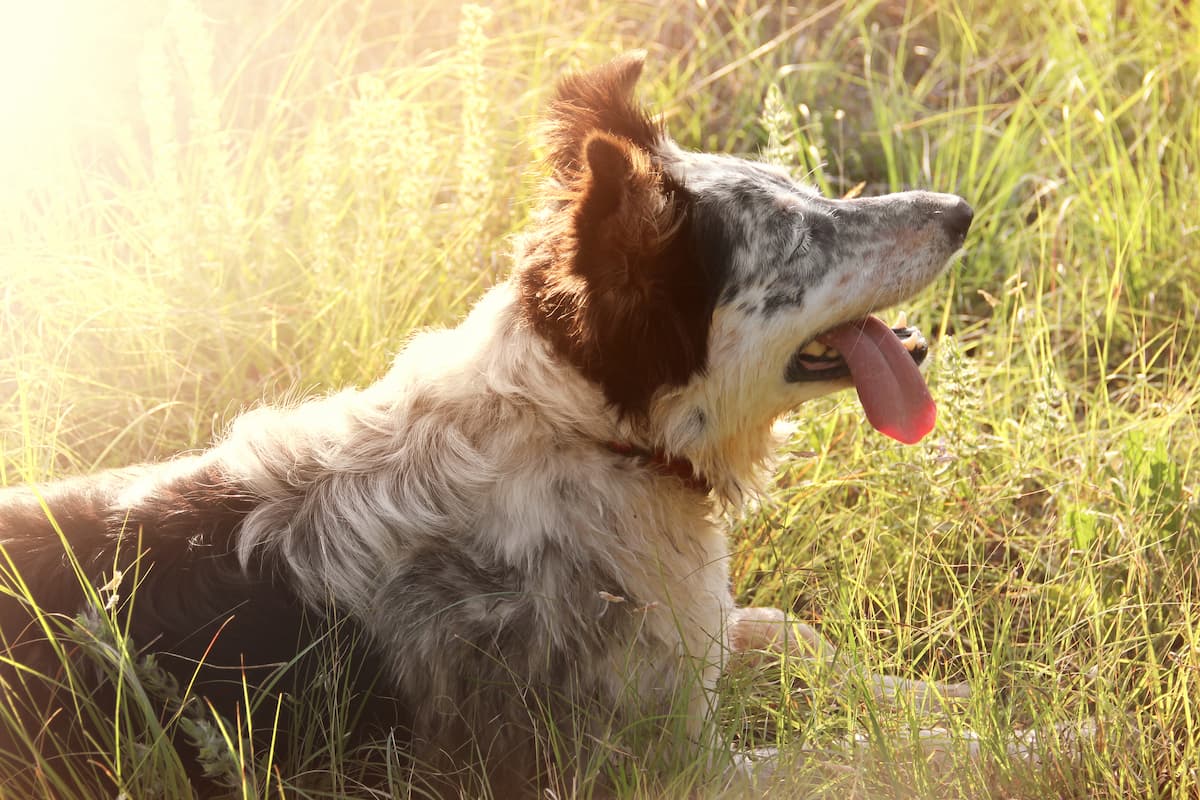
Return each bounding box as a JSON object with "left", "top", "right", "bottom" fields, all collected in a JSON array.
[{"left": 1, "top": 0, "right": 1197, "bottom": 796}]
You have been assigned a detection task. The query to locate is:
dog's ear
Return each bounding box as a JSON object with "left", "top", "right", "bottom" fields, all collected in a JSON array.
[
  {"left": 577, "top": 133, "right": 634, "bottom": 221},
  {"left": 545, "top": 51, "right": 663, "bottom": 180},
  {"left": 572, "top": 131, "right": 668, "bottom": 269},
  {"left": 552, "top": 132, "right": 711, "bottom": 417},
  {"left": 521, "top": 54, "right": 716, "bottom": 417}
]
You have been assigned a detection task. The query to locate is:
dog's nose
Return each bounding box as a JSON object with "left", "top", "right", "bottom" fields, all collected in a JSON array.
[{"left": 939, "top": 197, "right": 974, "bottom": 242}]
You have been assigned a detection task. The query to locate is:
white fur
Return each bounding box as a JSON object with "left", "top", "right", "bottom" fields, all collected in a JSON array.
[
  {"left": 201, "top": 125, "right": 972, "bottom": 771},
  {"left": 217, "top": 283, "right": 739, "bottom": 727}
]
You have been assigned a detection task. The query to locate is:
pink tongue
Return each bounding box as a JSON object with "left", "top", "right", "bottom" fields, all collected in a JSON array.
[{"left": 817, "top": 316, "right": 936, "bottom": 444}]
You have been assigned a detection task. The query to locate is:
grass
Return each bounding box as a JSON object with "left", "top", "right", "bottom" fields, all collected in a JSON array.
[{"left": 1, "top": 0, "right": 1198, "bottom": 796}]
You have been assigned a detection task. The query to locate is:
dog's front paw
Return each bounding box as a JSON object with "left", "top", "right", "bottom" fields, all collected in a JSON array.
[{"left": 728, "top": 606, "right": 835, "bottom": 663}]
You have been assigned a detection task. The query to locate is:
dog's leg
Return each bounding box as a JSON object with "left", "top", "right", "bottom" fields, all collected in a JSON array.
[
  {"left": 727, "top": 607, "right": 970, "bottom": 714},
  {"left": 725, "top": 608, "right": 1101, "bottom": 792}
]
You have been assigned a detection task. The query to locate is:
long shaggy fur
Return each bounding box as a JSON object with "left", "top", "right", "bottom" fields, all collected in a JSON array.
[{"left": 0, "top": 53, "right": 972, "bottom": 796}]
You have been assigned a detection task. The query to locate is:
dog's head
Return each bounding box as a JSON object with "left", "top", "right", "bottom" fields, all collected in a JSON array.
[{"left": 518, "top": 53, "right": 971, "bottom": 466}]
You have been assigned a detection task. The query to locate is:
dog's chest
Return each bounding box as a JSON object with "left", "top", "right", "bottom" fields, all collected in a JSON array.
[{"left": 482, "top": 458, "right": 735, "bottom": 672}]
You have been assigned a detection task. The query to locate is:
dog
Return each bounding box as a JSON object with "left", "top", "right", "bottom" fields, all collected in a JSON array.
[{"left": 0, "top": 53, "right": 972, "bottom": 796}]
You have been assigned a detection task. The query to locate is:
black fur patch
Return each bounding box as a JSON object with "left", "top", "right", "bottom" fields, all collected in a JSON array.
[{"left": 762, "top": 286, "right": 807, "bottom": 314}]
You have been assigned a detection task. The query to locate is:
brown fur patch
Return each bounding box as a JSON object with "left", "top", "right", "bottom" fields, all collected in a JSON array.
[
  {"left": 543, "top": 51, "right": 663, "bottom": 181},
  {"left": 519, "top": 60, "right": 719, "bottom": 416}
]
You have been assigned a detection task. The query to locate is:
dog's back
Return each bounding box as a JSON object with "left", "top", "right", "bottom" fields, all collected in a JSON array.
[
  {"left": 0, "top": 463, "right": 404, "bottom": 791},
  {"left": 1, "top": 459, "right": 274, "bottom": 670}
]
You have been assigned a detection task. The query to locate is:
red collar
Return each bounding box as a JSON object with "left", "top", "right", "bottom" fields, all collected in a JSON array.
[{"left": 605, "top": 441, "right": 711, "bottom": 494}]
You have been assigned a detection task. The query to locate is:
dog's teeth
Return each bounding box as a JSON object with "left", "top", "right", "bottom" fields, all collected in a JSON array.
[
  {"left": 900, "top": 331, "right": 926, "bottom": 352},
  {"left": 801, "top": 341, "right": 827, "bottom": 357},
  {"left": 894, "top": 310, "right": 908, "bottom": 329}
]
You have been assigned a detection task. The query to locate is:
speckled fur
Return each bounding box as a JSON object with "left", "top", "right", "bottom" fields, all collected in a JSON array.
[{"left": 0, "top": 53, "right": 971, "bottom": 795}]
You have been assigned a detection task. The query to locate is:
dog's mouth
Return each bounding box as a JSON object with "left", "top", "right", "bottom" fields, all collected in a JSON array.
[{"left": 785, "top": 313, "right": 936, "bottom": 444}]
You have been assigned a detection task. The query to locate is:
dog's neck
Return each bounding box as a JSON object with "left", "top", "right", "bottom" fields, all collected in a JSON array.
[{"left": 604, "top": 441, "right": 711, "bottom": 494}]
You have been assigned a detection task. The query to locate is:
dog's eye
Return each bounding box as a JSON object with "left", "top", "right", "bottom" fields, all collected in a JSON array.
[{"left": 789, "top": 225, "right": 812, "bottom": 260}]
